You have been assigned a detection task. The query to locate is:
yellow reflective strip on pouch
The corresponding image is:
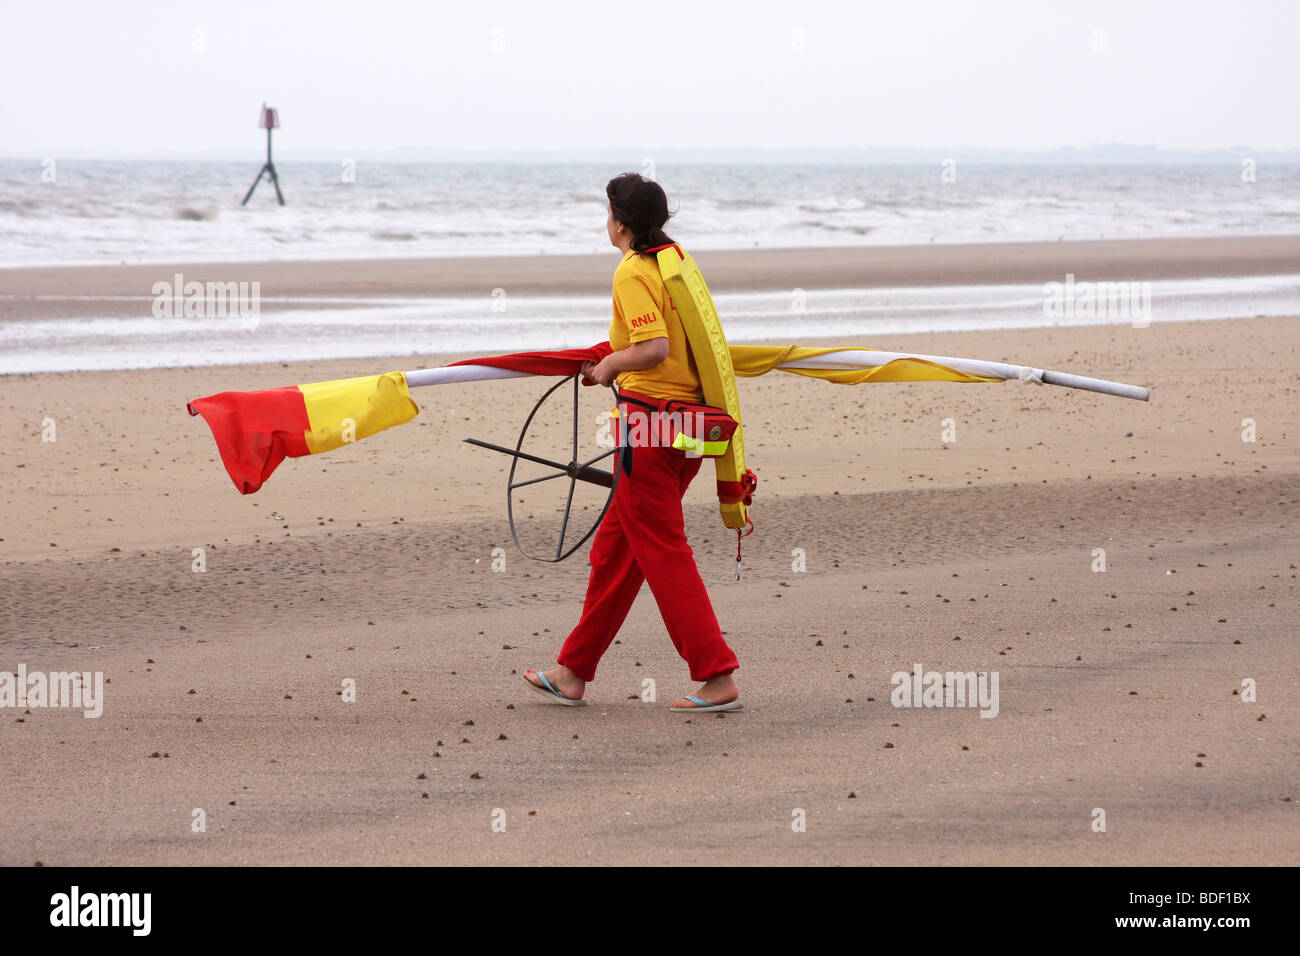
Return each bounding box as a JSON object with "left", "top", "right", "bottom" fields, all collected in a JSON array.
[{"left": 670, "top": 432, "right": 729, "bottom": 455}]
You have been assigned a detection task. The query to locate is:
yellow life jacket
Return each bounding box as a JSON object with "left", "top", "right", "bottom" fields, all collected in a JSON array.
[{"left": 651, "top": 243, "right": 757, "bottom": 533}]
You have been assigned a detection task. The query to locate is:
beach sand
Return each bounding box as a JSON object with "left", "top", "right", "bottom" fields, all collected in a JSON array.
[{"left": 1, "top": 241, "right": 1296, "bottom": 865}]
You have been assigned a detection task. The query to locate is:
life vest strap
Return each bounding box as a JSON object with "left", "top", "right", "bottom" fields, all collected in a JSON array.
[
  {"left": 716, "top": 468, "right": 757, "bottom": 508},
  {"left": 721, "top": 471, "right": 757, "bottom": 580},
  {"left": 642, "top": 242, "right": 685, "bottom": 259}
]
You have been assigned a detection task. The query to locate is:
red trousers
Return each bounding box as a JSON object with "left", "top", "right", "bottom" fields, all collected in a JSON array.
[{"left": 557, "top": 438, "right": 740, "bottom": 683}]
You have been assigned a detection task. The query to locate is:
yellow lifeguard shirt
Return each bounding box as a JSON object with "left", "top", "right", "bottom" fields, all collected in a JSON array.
[{"left": 608, "top": 249, "right": 704, "bottom": 403}]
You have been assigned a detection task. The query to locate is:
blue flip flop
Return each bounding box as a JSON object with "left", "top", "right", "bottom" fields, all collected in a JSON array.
[
  {"left": 522, "top": 670, "right": 586, "bottom": 706},
  {"left": 670, "top": 695, "right": 743, "bottom": 713}
]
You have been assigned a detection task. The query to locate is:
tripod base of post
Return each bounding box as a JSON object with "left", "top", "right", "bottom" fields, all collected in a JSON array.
[{"left": 241, "top": 162, "right": 285, "bottom": 206}]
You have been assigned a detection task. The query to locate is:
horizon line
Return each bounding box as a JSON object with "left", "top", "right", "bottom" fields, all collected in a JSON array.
[{"left": 3, "top": 144, "right": 1299, "bottom": 163}]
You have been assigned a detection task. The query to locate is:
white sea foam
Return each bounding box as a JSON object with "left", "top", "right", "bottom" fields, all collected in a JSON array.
[{"left": 2, "top": 159, "right": 1298, "bottom": 267}]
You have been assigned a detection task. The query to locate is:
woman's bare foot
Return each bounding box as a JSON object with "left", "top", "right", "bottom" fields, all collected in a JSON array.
[
  {"left": 671, "top": 673, "right": 739, "bottom": 709},
  {"left": 523, "top": 665, "right": 586, "bottom": 701}
]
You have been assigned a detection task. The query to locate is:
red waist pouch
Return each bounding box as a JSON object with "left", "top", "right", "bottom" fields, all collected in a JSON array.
[{"left": 617, "top": 390, "right": 738, "bottom": 458}]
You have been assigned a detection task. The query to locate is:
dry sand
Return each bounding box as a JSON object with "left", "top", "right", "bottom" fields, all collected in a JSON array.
[{"left": 0, "top": 242, "right": 1297, "bottom": 865}]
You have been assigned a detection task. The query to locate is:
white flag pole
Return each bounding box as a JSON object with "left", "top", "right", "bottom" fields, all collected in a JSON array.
[
  {"left": 403, "top": 365, "right": 530, "bottom": 388},
  {"left": 1039, "top": 369, "right": 1149, "bottom": 401},
  {"left": 775, "top": 349, "right": 1151, "bottom": 401},
  {"left": 403, "top": 348, "right": 1150, "bottom": 401}
]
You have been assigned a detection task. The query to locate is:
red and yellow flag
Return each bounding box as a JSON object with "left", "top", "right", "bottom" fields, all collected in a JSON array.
[
  {"left": 187, "top": 372, "right": 417, "bottom": 494},
  {"left": 187, "top": 343, "right": 1011, "bottom": 495}
]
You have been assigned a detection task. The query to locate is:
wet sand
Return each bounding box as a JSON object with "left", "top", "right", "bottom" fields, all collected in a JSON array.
[{"left": 3, "top": 234, "right": 1298, "bottom": 321}]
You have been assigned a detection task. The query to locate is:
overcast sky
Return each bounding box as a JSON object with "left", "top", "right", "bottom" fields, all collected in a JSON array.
[{"left": 3, "top": 0, "right": 1297, "bottom": 157}]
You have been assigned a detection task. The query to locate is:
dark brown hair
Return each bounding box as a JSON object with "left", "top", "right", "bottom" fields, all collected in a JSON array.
[{"left": 606, "top": 172, "right": 675, "bottom": 253}]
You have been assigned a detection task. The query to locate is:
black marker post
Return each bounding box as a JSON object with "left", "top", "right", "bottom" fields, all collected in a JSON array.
[{"left": 241, "top": 103, "right": 285, "bottom": 206}]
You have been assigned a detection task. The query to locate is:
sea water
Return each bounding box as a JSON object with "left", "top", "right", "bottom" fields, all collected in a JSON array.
[{"left": 2, "top": 159, "right": 1297, "bottom": 265}]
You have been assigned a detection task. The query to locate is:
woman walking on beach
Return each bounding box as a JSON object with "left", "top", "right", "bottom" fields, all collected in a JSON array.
[{"left": 523, "top": 173, "right": 742, "bottom": 712}]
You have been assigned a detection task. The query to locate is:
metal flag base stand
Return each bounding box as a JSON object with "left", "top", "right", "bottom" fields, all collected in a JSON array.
[{"left": 463, "top": 374, "right": 625, "bottom": 562}]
